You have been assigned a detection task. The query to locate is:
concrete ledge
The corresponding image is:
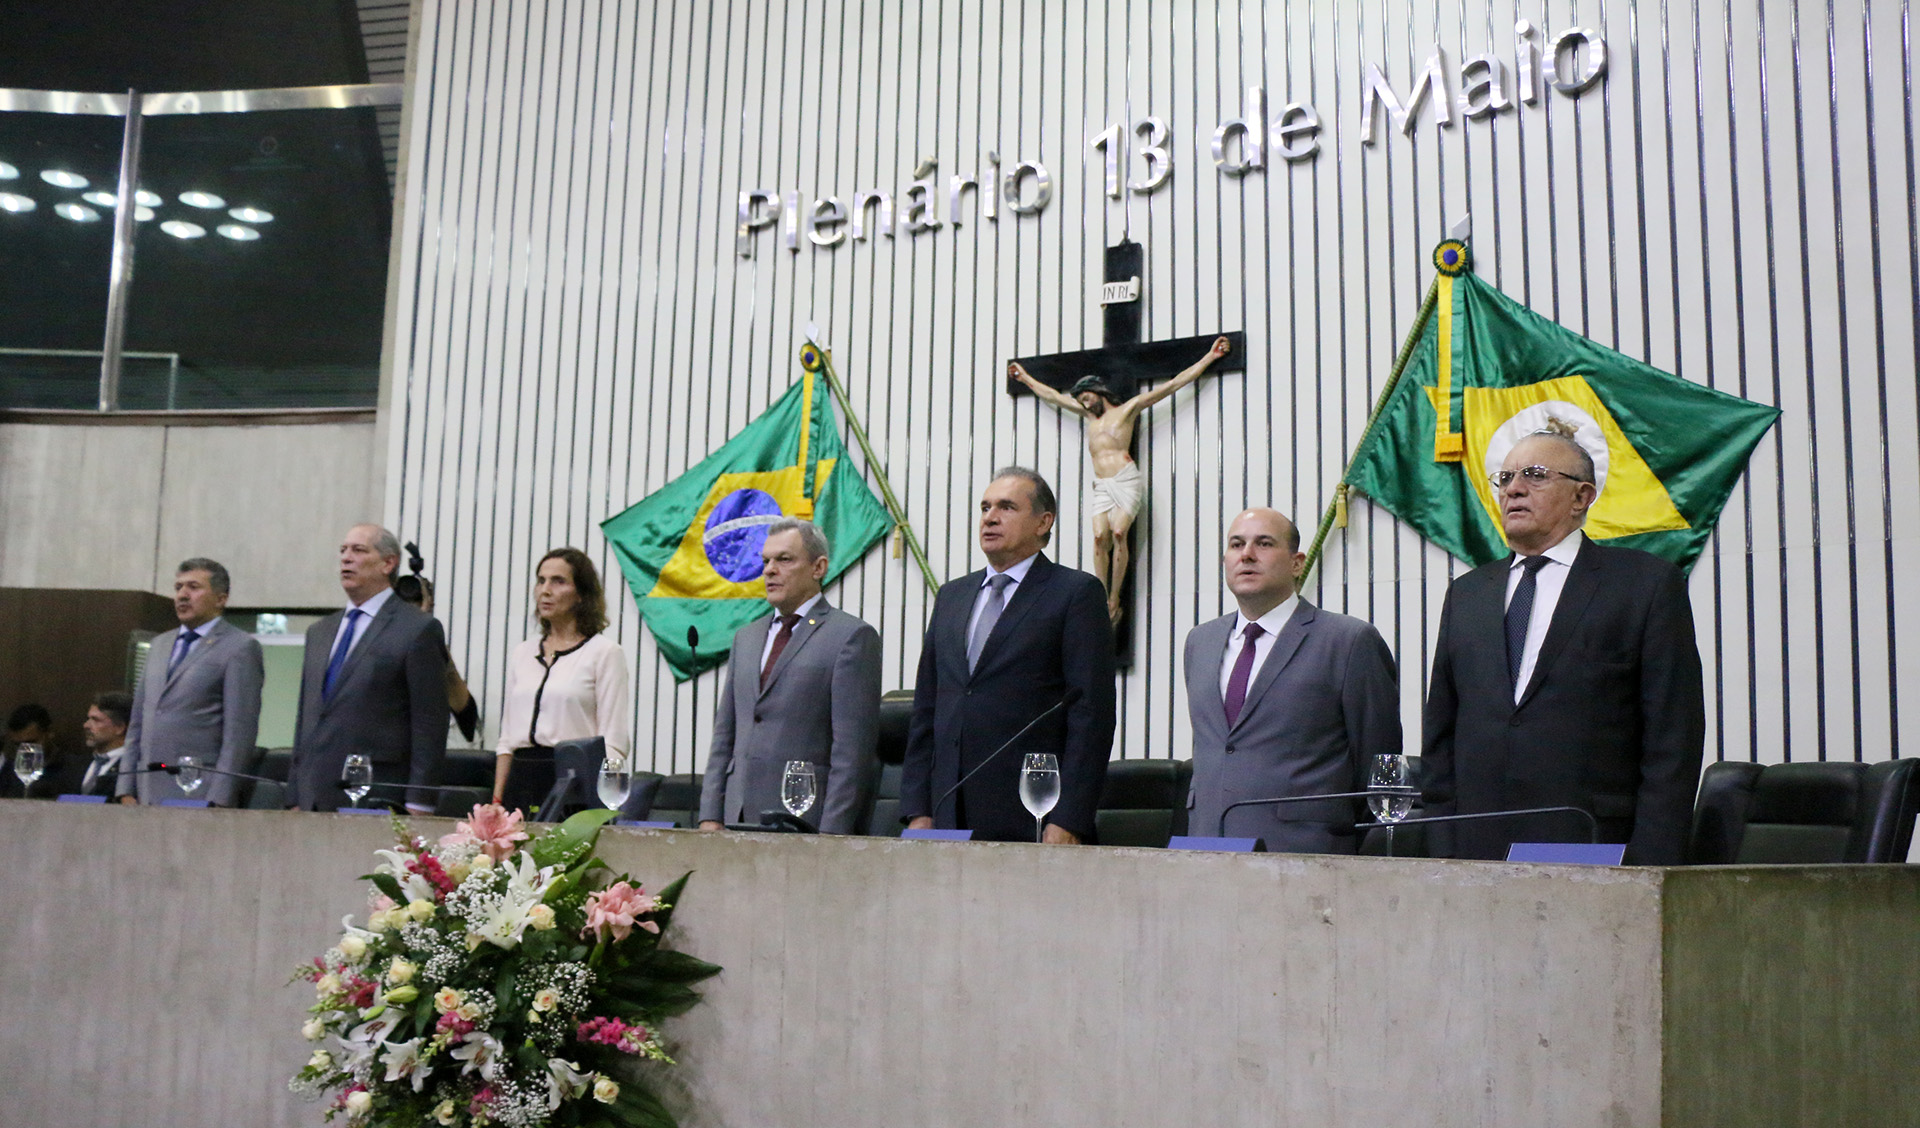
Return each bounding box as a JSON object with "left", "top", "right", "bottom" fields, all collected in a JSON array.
[{"left": 0, "top": 801, "right": 1913, "bottom": 1127}]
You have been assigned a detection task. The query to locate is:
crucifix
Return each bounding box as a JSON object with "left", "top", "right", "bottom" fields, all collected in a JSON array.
[{"left": 1006, "top": 239, "right": 1245, "bottom": 663}]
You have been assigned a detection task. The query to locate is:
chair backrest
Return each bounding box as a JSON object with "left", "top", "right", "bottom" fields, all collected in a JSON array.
[
  {"left": 1689, "top": 759, "right": 1920, "bottom": 864},
  {"left": 256, "top": 748, "right": 293, "bottom": 783},
  {"left": 439, "top": 748, "right": 496, "bottom": 790},
  {"left": 867, "top": 762, "right": 904, "bottom": 836},
  {"left": 875, "top": 690, "right": 914, "bottom": 766},
  {"left": 649, "top": 773, "right": 705, "bottom": 828},
  {"left": 619, "top": 772, "right": 665, "bottom": 821},
  {"left": 1094, "top": 759, "right": 1192, "bottom": 848},
  {"left": 537, "top": 738, "right": 606, "bottom": 822}
]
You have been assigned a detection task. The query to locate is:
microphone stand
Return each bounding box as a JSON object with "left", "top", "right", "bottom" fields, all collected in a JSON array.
[
  {"left": 1217, "top": 789, "right": 1416, "bottom": 837},
  {"left": 1351, "top": 806, "right": 1601, "bottom": 856},
  {"left": 929, "top": 694, "right": 1076, "bottom": 829}
]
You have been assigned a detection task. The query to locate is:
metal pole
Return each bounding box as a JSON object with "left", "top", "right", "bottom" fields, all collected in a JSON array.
[
  {"left": 99, "top": 88, "right": 143, "bottom": 412},
  {"left": 815, "top": 347, "right": 940, "bottom": 594}
]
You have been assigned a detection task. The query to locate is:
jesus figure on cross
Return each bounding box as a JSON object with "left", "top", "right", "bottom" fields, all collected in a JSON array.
[{"left": 1009, "top": 335, "right": 1232, "bottom": 624}]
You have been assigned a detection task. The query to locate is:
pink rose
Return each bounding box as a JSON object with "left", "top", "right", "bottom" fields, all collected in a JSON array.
[
  {"left": 582, "top": 881, "right": 660, "bottom": 943},
  {"left": 439, "top": 804, "right": 529, "bottom": 862}
]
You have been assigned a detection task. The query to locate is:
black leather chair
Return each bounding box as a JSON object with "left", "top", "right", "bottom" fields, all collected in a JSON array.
[
  {"left": 1095, "top": 759, "right": 1192, "bottom": 848},
  {"left": 875, "top": 690, "right": 914, "bottom": 766},
  {"left": 868, "top": 762, "right": 904, "bottom": 836},
  {"left": 1689, "top": 759, "right": 1920, "bottom": 864},
  {"left": 650, "top": 773, "right": 704, "bottom": 828},
  {"left": 245, "top": 748, "right": 294, "bottom": 809}
]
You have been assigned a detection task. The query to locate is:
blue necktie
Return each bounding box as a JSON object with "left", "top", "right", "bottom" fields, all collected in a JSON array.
[
  {"left": 1505, "top": 556, "right": 1551, "bottom": 690},
  {"left": 168, "top": 628, "right": 200, "bottom": 674},
  {"left": 323, "top": 609, "right": 364, "bottom": 700}
]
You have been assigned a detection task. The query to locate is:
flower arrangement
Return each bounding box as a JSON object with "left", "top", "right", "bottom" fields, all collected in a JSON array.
[{"left": 292, "top": 805, "right": 719, "bottom": 1127}]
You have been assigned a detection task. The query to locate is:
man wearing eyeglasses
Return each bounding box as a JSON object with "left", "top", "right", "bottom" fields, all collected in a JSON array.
[{"left": 1421, "top": 428, "right": 1705, "bottom": 865}]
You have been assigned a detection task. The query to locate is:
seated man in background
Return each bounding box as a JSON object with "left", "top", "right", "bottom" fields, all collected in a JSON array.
[
  {"left": 3, "top": 703, "right": 73, "bottom": 798},
  {"left": 78, "top": 691, "right": 133, "bottom": 797}
]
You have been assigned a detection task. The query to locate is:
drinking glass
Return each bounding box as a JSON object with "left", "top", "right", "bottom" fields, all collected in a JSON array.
[
  {"left": 13, "top": 743, "right": 44, "bottom": 797},
  {"left": 175, "top": 754, "right": 204, "bottom": 797},
  {"left": 597, "top": 760, "right": 632, "bottom": 811},
  {"left": 781, "top": 761, "right": 818, "bottom": 820},
  {"left": 1018, "top": 752, "right": 1061, "bottom": 842},
  {"left": 1366, "top": 754, "right": 1413, "bottom": 823},
  {"left": 340, "top": 754, "right": 372, "bottom": 804}
]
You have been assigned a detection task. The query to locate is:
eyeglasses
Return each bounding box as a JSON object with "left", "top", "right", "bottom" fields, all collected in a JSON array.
[{"left": 1487, "top": 465, "right": 1591, "bottom": 489}]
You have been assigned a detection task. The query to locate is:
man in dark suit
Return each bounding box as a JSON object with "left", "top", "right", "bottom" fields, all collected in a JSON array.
[
  {"left": 1422, "top": 429, "right": 1705, "bottom": 864},
  {"left": 118, "top": 559, "right": 265, "bottom": 807},
  {"left": 699, "top": 517, "right": 882, "bottom": 834},
  {"left": 288, "top": 524, "right": 448, "bottom": 813},
  {"left": 1184, "top": 508, "right": 1401, "bottom": 852},
  {"left": 78, "top": 691, "right": 133, "bottom": 798},
  {"left": 902, "top": 467, "right": 1117, "bottom": 843}
]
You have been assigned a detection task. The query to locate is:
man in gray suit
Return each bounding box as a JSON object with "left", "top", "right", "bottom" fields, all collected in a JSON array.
[
  {"left": 117, "top": 558, "right": 265, "bottom": 807},
  {"left": 699, "top": 517, "right": 881, "bottom": 834},
  {"left": 287, "top": 524, "right": 448, "bottom": 813},
  {"left": 1183, "top": 508, "right": 1402, "bottom": 852}
]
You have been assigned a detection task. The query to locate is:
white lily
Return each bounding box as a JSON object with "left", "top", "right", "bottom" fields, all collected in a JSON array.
[
  {"left": 546, "top": 1057, "right": 593, "bottom": 1109},
  {"left": 450, "top": 1030, "right": 504, "bottom": 1080},
  {"left": 380, "top": 1037, "right": 430, "bottom": 1093},
  {"left": 336, "top": 1014, "right": 397, "bottom": 1072},
  {"left": 371, "top": 849, "right": 439, "bottom": 904},
  {"left": 470, "top": 853, "right": 559, "bottom": 950}
]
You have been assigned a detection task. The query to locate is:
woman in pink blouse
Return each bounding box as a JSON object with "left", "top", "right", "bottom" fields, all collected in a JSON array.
[{"left": 491, "top": 548, "right": 631, "bottom": 813}]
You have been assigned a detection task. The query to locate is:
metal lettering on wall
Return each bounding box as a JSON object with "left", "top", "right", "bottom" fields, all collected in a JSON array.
[{"left": 739, "top": 23, "right": 1607, "bottom": 257}]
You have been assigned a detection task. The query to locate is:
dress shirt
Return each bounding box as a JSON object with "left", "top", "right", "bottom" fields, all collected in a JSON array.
[
  {"left": 172, "top": 617, "right": 222, "bottom": 666},
  {"left": 966, "top": 552, "right": 1040, "bottom": 641},
  {"left": 330, "top": 587, "right": 395, "bottom": 663},
  {"left": 758, "top": 592, "right": 824, "bottom": 671},
  {"left": 81, "top": 745, "right": 127, "bottom": 793},
  {"left": 1504, "top": 529, "right": 1585, "bottom": 702},
  {"left": 495, "top": 632, "right": 632, "bottom": 762},
  {"left": 1218, "top": 595, "right": 1301, "bottom": 701}
]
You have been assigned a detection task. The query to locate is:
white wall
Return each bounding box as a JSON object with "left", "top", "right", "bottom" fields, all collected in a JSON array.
[
  {"left": 0, "top": 421, "right": 380, "bottom": 607},
  {"left": 387, "top": 0, "right": 1920, "bottom": 774}
]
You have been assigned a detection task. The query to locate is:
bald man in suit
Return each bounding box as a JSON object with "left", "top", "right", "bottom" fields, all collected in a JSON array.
[{"left": 1184, "top": 508, "right": 1402, "bottom": 851}]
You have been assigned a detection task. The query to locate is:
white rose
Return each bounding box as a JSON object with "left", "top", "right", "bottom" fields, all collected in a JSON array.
[
  {"left": 338, "top": 935, "right": 367, "bottom": 960},
  {"left": 433, "top": 1098, "right": 459, "bottom": 1125},
  {"left": 387, "top": 957, "right": 416, "bottom": 985},
  {"left": 470, "top": 853, "right": 495, "bottom": 870},
  {"left": 527, "top": 904, "right": 556, "bottom": 931},
  {"left": 302, "top": 1018, "right": 326, "bottom": 1041},
  {"left": 592, "top": 1076, "right": 620, "bottom": 1103},
  {"left": 408, "top": 899, "right": 436, "bottom": 922},
  {"left": 345, "top": 1089, "right": 373, "bottom": 1116},
  {"left": 308, "top": 1049, "right": 333, "bottom": 1070}
]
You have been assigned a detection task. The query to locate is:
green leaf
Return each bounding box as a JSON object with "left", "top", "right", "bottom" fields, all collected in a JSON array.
[
  {"left": 368, "top": 872, "right": 406, "bottom": 905},
  {"left": 530, "top": 808, "right": 620, "bottom": 869}
]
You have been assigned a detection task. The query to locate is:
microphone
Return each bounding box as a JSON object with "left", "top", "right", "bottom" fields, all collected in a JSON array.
[
  {"left": 1217, "top": 789, "right": 1416, "bottom": 837},
  {"left": 929, "top": 689, "right": 1081, "bottom": 825},
  {"left": 687, "top": 626, "right": 699, "bottom": 658},
  {"left": 336, "top": 778, "right": 491, "bottom": 796},
  {"left": 152, "top": 761, "right": 282, "bottom": 788}
]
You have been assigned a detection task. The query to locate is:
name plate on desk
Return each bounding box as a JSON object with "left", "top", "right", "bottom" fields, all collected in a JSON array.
[
  {"left": 616, "top": 820, "right": 677, "bottom": 829},
  {"left": 1507, "top": 843, "right": 1626, "bottom": 866},
  {"left": 56, "top": 794, "right": 108, "bottom": 804},
  {"left": 157, "top": 798, "right": 211, "bottom": 808},
  {"left": 337, "top": 807, "right": 390, "bottom": 816},
  {"left": 901, "top": 828, "right": 973, "bottom": 842},
  {"left": 1168, "top": 836, "right": 1266, "bottom": 853}
]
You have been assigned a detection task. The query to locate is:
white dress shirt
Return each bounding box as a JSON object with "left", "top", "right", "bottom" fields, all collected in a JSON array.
[
  {"left": 330, "top": 587, "right": 395, "bottom": 662},
  {"left": 82, "top": 745, "right": 128, "bottom": 794},
  {"left": 495, "top": 632, "right": 633, "bottom": 762},
  {"left": 1218, "top": 595, "right": 1301, "bottom": 701},
  {"left": 758, "top": 592, "right": 825, "bottom": 671},
  {"left": 967, "top": 551, "right": 1040, "bottom": 640},
  {"left": 1504, "top": 529, "right": 1585, "bottom": 702},
  {"left": 170, "top": 617, "right": 222, "bottom": 667}
]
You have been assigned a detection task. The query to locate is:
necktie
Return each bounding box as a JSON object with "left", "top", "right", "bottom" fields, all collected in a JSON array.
[
  {"left": 1223, "top": 622, "right": 1265, "bottom": 727},
  {"left": 1505, "top": 555, "right": 1551, "bottom": 690},
  {"left": 323, "top": 608, "right": 364, "bottom": 700},
  {"left": 967, "top": 574, "right": 1014, "bottom": 672},
  {"left": 761, "top": 613, "right": 800, "bottom": 688},
  {"left": 168, "top": 627, "right": 200, "bottom": 674}
]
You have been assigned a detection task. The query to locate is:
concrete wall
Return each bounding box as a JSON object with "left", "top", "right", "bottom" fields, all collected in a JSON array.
[
  {"left": 3, "top": 801, "right": 1914, "bottom": 1127},
  {"left": 0, "top": 420, "right": 379, "bottom": 608}
]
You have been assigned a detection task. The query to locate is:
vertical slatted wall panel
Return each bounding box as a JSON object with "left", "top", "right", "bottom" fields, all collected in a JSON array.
[{"left": 387, "top": 0, "right": 1920, "bottom": 775}]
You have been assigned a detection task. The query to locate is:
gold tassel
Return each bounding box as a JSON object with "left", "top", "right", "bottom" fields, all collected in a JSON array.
[
  {"left": 1334, "top": 484, "right": 1349, "bottom": 529},
  {"left": 892, "top": 526, "right": 904, "bottom": 559}
]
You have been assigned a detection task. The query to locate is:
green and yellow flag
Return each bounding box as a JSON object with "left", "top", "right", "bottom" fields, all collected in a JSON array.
[
  {"left": 602, "top": 343, "right": 892, "bottom": 680},
  {"left": 1342, "top": 240, "right": 1780, "bottom": 571}
]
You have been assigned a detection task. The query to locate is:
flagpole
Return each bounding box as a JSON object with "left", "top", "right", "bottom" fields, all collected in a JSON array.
[
  {"left": 814, "top": 348, "right": 940, "bottom": 594},
  {"left": 1300, "top": 278, "right": 1440, "bottom": 585}
]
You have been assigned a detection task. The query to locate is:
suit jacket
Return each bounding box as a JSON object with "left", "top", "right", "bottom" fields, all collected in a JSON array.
[
  {"left": 1184, "top": 600, "right": 1402, "bottom": 853},
  {"left": 901, "top": 553, "right": 1117, "bottom": 841},
  {"left": 1421, "top": 539, "right": 1705, "bottom": 865},
  {"left": 118, "top": 618, "right": 265, "bottom": 806},
  {"left": 288, "top": 597, "right": 449, "bottom": 812},
  {"left": 699, "top": 600, "right": 882, "bottom": 834}
]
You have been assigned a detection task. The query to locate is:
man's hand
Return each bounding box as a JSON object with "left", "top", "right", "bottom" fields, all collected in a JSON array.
[
  {"left": 907, "top": 815, "right": 934, "bottom": 831},
  {"left": 698, "top": 820, "right": 724, "bottom": 831},
  {"left": 117, "top": 795, "right": 137, "bottom": 806},
  {"left": 1042, "top": 824, "right": 1081, "bottom": 845}
]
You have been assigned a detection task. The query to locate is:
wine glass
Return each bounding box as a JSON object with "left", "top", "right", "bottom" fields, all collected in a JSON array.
[
  {"left": 597, "top": 759, "right": 632, "bottom": 811},
  {"left": 175, "top": 754, "right": 204, "bottom": 797},
  {"left": 1018, "top": 752, "right": 1061, "bottom": 843},
  {"left": 340, "top": 755, "right": 372, "bottom": 805},
  {"left": 13, "top": 743, "right": 44, "bottom": 797},
  {"left": 781, "top": 761, "right": 818, "bottom": 821},
  {"left": 1367, "top": 753, "right": 1413, "bottom": 822}
]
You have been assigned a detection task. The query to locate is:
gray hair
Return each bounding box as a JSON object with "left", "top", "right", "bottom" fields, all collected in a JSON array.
[
  {"left": 990, "top": 466, "right": 1058, "bottom": 545},
  {"left": 354, "top": 524, "right": 404, "bottom": 576},
  {"left": 765, "top": 516, "right": 830, "bottom": 561},
  {"left": 1524, "top": 430, "right": 1597, "bottom": 484},
  {"left": 176, "top": 557, "right": 231, "bottom": 596}
]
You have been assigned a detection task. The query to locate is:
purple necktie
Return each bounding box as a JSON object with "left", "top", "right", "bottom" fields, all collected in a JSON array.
[{"left": 1223, "top": 622, "right": 1265, "bottom": 727}]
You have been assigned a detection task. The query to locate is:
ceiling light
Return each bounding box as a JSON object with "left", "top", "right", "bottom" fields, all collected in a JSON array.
[
  {"left": 227, "top": 206, "right": 273, "bottom": 223},
  {"left": 82, "top": 190, "right": 116, "bottom": 207},
  {"left": 40, "top": 170, "right": 87, "bottom": 189},
  {"left": 178, "top": 190, "right": 225, "bottom": 209},
  {"left": 134, "top": 189, "right": 161, "bottom": 207},
  {"left": 54, "top": 202, "right": 101, "bottom": 222},
  {"left": 216, "top": 223, "right": 260, "bottom": 241},
  {"left": 135, "top": 206, "right": 154, "bottom": 221},
  {"left": 0, "top": 193, "right": 35, "bottom": 213},
  {"left": 160, "top": 220, "right": 206, "bottom": 239},
  {"left": 0, "top": 162, "right": 18, "bottom": 180}
]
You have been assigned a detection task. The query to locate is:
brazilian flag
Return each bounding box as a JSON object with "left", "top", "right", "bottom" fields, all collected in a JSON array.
[
  {"left": 1343, "top": 240, "right": 1780, "bottom": 571},
  {"left": 602, "top": 343, "right": 892, "bottom": 680}
]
